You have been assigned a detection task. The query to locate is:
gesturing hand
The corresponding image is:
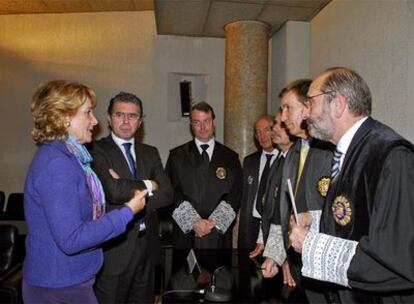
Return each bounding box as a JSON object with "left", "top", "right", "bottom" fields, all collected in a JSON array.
[{"left": 125, "top": 190, "right": 147, "bottom": 214}]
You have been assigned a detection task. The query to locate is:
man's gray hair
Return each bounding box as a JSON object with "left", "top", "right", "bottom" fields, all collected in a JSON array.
[{"left": 322, "top": 67, "right": 372, "bottom": 116}]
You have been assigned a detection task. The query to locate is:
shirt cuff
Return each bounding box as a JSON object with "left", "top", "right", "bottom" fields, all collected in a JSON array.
[
  {"left": 172, "top": 201, "right": 201, "bottom": 234},
  {"left": 302, "top": 232, "right": 358, "bottom": 287},
  {"left": 263, "top": 224, "right": 286, "bottom": 266},
  {"left": 256, "top": 226, "right": 264, "bottom": 244},
  {"left": 143, "top": 180, "right": 153, "bottom": 196},
  {"left": 308, "top": 209, "right": 322, "bottom": 234},
  {"left": 208, "top": 201, "right": 236, "bottom": 234}
]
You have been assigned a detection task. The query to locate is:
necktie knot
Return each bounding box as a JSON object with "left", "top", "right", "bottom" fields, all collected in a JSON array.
[
  {"left": 201, "top": 144, "right": 209, "bottom": 152},
  {"left": 265, "top": 153, "right": 273, "bottom": 162},
  {"left": 122, "top": 142, "right": 132, "bottom": 151},
  {"left": 331, "top": 148, "right": 343, "bottom": 178}
]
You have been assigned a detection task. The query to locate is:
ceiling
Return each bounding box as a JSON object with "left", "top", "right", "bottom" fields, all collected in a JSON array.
[
  {"left": 155, "top": 0, "right": 330, "bottom": 38},
  {"left": 0, "top": 0, "right": 331, "bottom": 38},
  {"left": 0, "top": 0, "right": 154, "bottom": 14}
]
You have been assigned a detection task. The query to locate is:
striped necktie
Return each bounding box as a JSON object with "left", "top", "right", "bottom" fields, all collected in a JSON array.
[{"left": 331, "top": 148, "right": 343, "bottom": 178}]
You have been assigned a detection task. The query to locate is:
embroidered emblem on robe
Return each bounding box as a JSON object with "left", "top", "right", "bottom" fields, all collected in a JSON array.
[{"left": 332, "top": 195, "right": 352, "bottom": 226}]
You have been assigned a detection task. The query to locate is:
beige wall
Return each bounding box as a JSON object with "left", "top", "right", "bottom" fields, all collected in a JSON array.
[
  {"left": 0, "top": 11, "right": 225, "bottom": 194},
  {"left": 269, "top": 21, "right": 310, "bottom": 115},
  {"left": 310, "top": 0, "right": 414, "bottom": 142},
  {"left": 2, "top": 1, "right": 414, "bottom": 195}
]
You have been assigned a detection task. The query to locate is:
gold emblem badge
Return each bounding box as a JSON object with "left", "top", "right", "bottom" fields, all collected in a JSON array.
[
  {"left": 331, "top": 195, "right": 352, "bottom": 226},
  {"left": 317, "top": 177, "right": 331, "bottom": 197},
  {"left": 216, "top": 167, "right": 227, "bottom": 180}
]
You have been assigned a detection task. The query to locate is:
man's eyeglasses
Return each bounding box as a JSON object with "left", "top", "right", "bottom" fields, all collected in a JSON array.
[
  {"left": 112, "top": 112, "right": 141, "bottom": 121},
  {"left": 305, "top": 91, "right": 335, "bottom": 104}
]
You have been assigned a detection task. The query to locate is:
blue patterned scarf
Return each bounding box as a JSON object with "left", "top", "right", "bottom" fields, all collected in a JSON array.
[{"left": 65, "top": 135, "right": 105, "bottom": 220}]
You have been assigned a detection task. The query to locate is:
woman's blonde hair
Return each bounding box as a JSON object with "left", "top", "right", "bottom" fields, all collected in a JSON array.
[{"left": 31, "top": 80, "right": 97, "bottom": 144}]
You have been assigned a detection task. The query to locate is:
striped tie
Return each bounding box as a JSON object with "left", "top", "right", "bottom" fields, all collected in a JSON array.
[{"left": 331, "top": 148, "right": 343, "bottom": 178}]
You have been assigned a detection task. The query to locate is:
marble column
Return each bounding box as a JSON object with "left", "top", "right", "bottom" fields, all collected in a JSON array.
[
  {"left": 224, "top": 20, "right": 270, "bottom": 248},
  {"left": 224, "top": 20, "right": 270, "bottom": 160}
]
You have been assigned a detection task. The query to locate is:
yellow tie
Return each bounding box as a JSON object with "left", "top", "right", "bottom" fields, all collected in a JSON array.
[
  {"left": 287, "top": 141, "right": 310, "bottom": 248},
  {"left": 295, "top": 141, "right": 309, "bottom": 195}
]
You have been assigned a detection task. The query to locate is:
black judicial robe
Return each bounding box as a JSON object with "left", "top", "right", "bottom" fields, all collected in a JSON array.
[
  {"left": 238, "top": 151, "right": 262, "bottom": 250},
  {"left": 321, "top": 117, "right": 414, "bottom": 303},
  {"left": 261, "top": 154, "right": 285, "bottom": 243},
  {"left": 165, "top": 140, "right": 242, "bottom": 249}
]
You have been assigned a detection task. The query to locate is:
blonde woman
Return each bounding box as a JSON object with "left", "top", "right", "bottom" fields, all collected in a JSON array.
[{"left": 23, "top": 80, "right": 146, "bottom": 303}]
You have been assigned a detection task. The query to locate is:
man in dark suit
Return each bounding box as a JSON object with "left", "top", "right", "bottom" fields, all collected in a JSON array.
[
  {"left": 166, "top": 101, "right": 242, "bottom": 249},
  {"left": 261, "top": 80, "right": 332, "bottom": 303},
  {"left": 238, "top": 115, "right": 278, "bottom": 254},
  {"left": 90, "top": 92, "right": 173, "bottom": 303}
]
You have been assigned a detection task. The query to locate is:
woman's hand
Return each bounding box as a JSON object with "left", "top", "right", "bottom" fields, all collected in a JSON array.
[{"left": 125, "top": 190, "right": 147, "bottom": 214}]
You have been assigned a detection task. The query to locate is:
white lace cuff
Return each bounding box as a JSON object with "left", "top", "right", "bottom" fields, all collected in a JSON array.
[
  {"left": 263, "top": 224, "right": 286, "bottom": 266},
  {"left": 172, "top": 201, "right": 201, "bottom": 234},
  {"left": 308, "top": 210, "right": 322, "bottom": 234},
  {"left": 302, "top": 232, "right": 358, "bottom": 287},
  {"left": 256, "top": 227, "right": 264, "bottom": 244},
  {"left": 208, "top": 201, "right": 236, "bottom": 234}
]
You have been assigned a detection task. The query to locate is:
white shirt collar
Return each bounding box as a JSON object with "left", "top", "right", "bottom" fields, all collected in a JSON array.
[
  {"left": 111, "top": 132, "right": 135, "bottom": 151},
  {"left": 261, "top": 148, "right": 278, "bottom": 158},
  {"left": 336, "top": 117, "right": 368, "bottom": 156},
  {"left": 194, "top": 137, "right": 215, "bottom": 159},
  {"left": 260, "top": 148, "right": 279, "bottom": 166}
]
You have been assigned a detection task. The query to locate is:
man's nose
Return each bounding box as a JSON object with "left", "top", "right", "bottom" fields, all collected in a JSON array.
[
  {"left": 302, "top": 108, "right": 310, "bottom": 120},
  {"left": 281, "top": 110, "right": 288, "bottom": 122}
]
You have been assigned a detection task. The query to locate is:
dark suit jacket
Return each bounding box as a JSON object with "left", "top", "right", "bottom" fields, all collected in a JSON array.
[
  {"left": 90, "top": 135, "right": 173, "bottom": 275},
  {"left": 271, "top": 139, "right": 333, "bottom": 247},
  {"left": 165, "top": 140, "right": 242, "bottom": 249},
  {"left": 238, "top": 151, "right": 261, "bottom": 250}
]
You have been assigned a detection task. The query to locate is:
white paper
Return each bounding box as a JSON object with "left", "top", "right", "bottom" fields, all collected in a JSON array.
[
  {"left": 186, "top": 249, "right": 201, "bottom": 274},
  {"left": 286, "top": 178, "right": 299, "bottom": 225}
]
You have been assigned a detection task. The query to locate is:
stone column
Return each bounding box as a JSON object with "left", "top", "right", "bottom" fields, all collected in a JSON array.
[
  {"left": 224, "top": 20, "right": 270, "bottom": 248},
  {"left": 224, "top": 20, "right": 270, "bottom": 160}
]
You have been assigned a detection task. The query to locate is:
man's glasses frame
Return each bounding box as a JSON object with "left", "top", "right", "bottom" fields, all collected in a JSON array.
[
  {"left": 190, "top": 119, "right": 213, "bottom": 128},
  {"left": 111, "top": 112, "right": 141, "bottom": 121},
  {"left": 305, "top": 91, "right": 336, "bottom": 105}
]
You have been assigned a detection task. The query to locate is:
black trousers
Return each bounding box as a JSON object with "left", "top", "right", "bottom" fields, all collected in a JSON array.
[{"left": 94, "top": 232, "right": 154, "bottom": 304}]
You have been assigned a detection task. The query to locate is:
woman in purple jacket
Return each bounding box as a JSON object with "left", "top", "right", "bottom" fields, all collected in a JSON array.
[{"left": 23, "top": 80, "right": 146, "bottom": 303}]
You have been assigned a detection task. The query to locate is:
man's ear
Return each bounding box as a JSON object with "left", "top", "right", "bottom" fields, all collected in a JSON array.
[{"left": 332, "top": 95, "right": 347, "bottom": 119}]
